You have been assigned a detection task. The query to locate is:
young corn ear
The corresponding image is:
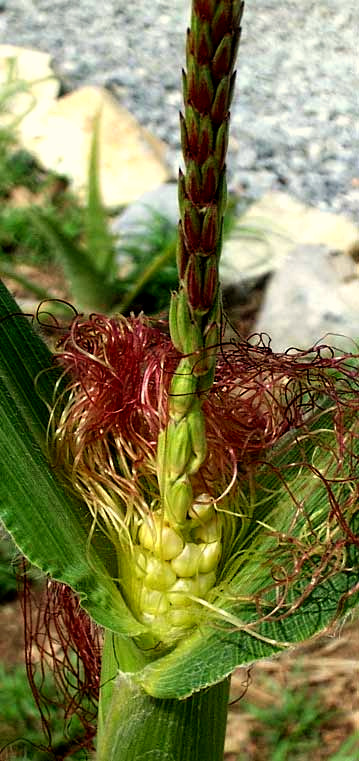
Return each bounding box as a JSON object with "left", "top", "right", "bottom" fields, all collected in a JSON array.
[
  {"left": 49, "top": 309, "right": 359, "bottom": 656},
  {"left": 149, "top": 1, "right": 244, "bottom": 642}
]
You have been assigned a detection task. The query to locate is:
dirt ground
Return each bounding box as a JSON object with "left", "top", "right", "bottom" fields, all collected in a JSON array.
[{"left": 225, "top": 619, "right": 359, "bottom": 759}]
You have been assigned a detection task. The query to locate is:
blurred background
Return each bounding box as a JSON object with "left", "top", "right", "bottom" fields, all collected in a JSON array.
[
  {"left": 1, "top": 0, "right": 358, "bottom": 217},
  {"left": 0, "top": 1, "right": 358, "bottom": 758}
]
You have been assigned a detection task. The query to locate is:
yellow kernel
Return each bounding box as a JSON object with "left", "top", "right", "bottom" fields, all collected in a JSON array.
[
  {"left": 168, "top": 608, "right": 196, "bottom": 628},
  {"left": 197, "top": 571, "right": 216, "bottom": 597},
  {"left": 194, "top": 515, "right": 221, "bottom": 543},
  {"left": 138, "top": 521, "right": 153, "bottom": 548},
  {"left": 167, "top": 577, "right": 197, "bottom": 607},
  {"left": 138, "top": 516, "right": 184, "bottom": 560},
  {"left": 140, "top": 587, "right": 169, "bottom": 616},
  {"left": 189, "top": 493, "right": 214, "bottom": 524},
  {"left": 171, "top": 542, "right": 202, "bottom": 577},
  {"left": 145, "top": 556, "right": 177, "bottom": 590},
  {"left": 198, "top": 541, "right": 221, "bottom": 573}
]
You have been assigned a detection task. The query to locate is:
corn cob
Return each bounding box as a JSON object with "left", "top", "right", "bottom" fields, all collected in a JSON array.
[{"left": 134, "top": 0, "right": 244, "bottom": 643}]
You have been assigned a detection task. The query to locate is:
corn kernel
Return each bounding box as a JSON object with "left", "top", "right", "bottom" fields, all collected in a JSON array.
[
  {"left": 198, "top": 541, "right": 221, "bottom": 573},
  {"left": 197, "top": 571, "right": 216, "bottom": 597},
  {"left": 164, "top": 476, "right": 192, "bottom": 527},
  {"left": 145, "top": 556, "right": 177, "bottom": 590},
  {"left": 139, "top": 515, "right": 184, "bottom": 560},
  {"left": 189, "top": 493, "right": 214, "bottom": 524},
  {"left": 140, "top": 587, "right": 169, "bottom": 616},
  {"left": 168, "top": 608, "right": 197, "bottom": 628},
  {"left": 194, "top": 514, "right": 221, "bottom": 543},
  {"left": 171, "top": 542, "right": 202, "bottom": 577},
  {"left": 167, "top": 577, "right": 198, "bottom": 607}
]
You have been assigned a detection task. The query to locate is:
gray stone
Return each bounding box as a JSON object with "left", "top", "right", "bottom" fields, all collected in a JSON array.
[
  {"left": 112, "top": 182, "right": 179, "bottom": 240},
  {"left": 235, "top": 170, "right": 277, "bottom": 199},
  {"left": 255, "top": 244, "right": 359, "bottom": 352},
  {"left": 236, "top": 145, "right": 257, "bottom": 170},
  {"left": 18, "top": 85, "right": 170, "bottom": 206},
  {"left": 2, "top": 0, "right": 357, "bottom": 222},
  {"left": 114, "top": 190, "right": 359, "bottom": 312}
]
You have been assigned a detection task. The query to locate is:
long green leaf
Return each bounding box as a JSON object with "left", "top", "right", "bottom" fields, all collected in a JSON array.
[
  {"left": 86, "top": 112, "right": 117, "bottom": 275},
  {"left": 29, "top": 211, "right": 116, "bottom": 310},
  {"left": 0, "top": 282, "right": 57, "bottom": 450},
  {"left": 0, "top": 280, "right": 145, "bottom": 635}
]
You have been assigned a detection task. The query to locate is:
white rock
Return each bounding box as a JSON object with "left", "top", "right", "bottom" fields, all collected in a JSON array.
[
  {"left": 220, "top": 191, "right": 358, "bottom": 288},
  {"left": 0, "top": 45, "right": 59, "bottom": 129},
  {"left": 16, "top": 85, "right": 170, "bottom": 207},
  {"left": 0, "top": 48, "right": 169, "bottom": 206},
  {"left": 255, "top": 244, "right": 359, "bottom": 352}
]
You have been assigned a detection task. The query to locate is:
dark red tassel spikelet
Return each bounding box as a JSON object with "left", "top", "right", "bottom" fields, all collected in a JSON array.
[{"left": 177, "top": 0, "right": 243, "bottom": 328}]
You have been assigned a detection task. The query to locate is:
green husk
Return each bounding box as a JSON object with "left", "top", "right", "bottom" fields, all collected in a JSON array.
[{"left": 0, "top": 280, "right": 144, "bottom": 635}]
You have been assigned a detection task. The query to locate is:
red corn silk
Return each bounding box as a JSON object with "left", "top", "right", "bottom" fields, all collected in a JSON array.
[
  {"left": 21, "top": 569, "right": 101, "bottom": 757},
  {"left": 54, "top": 314, "right": 178, "bottom": 456},
  {"left": 54, "top": 314, "right": 359, "bottom": 546}
]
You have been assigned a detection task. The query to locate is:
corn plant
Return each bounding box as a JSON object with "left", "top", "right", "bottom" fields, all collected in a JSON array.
[{"left": 0, "top": 2, "right": 359, "bottom": 759}]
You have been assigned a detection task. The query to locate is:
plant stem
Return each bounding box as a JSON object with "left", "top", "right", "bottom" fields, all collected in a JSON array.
[
  {"left": 97, "top": 668, "right": 230, "bottom": 761},
  {"left": 97, "top": 629, "right": 149, "bottom": 739},
  {"left": 98, "top": 631, "right": 230, "bottom": 760}
]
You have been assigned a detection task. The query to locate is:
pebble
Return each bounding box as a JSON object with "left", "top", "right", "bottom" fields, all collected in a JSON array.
[{"left": 1, "top": 0, "right": 357, "bottom": 219}]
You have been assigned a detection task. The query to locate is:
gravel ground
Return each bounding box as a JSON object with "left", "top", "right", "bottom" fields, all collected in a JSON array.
[{"left": 1, "top": 0, "right": 358, "bottom": 219}]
